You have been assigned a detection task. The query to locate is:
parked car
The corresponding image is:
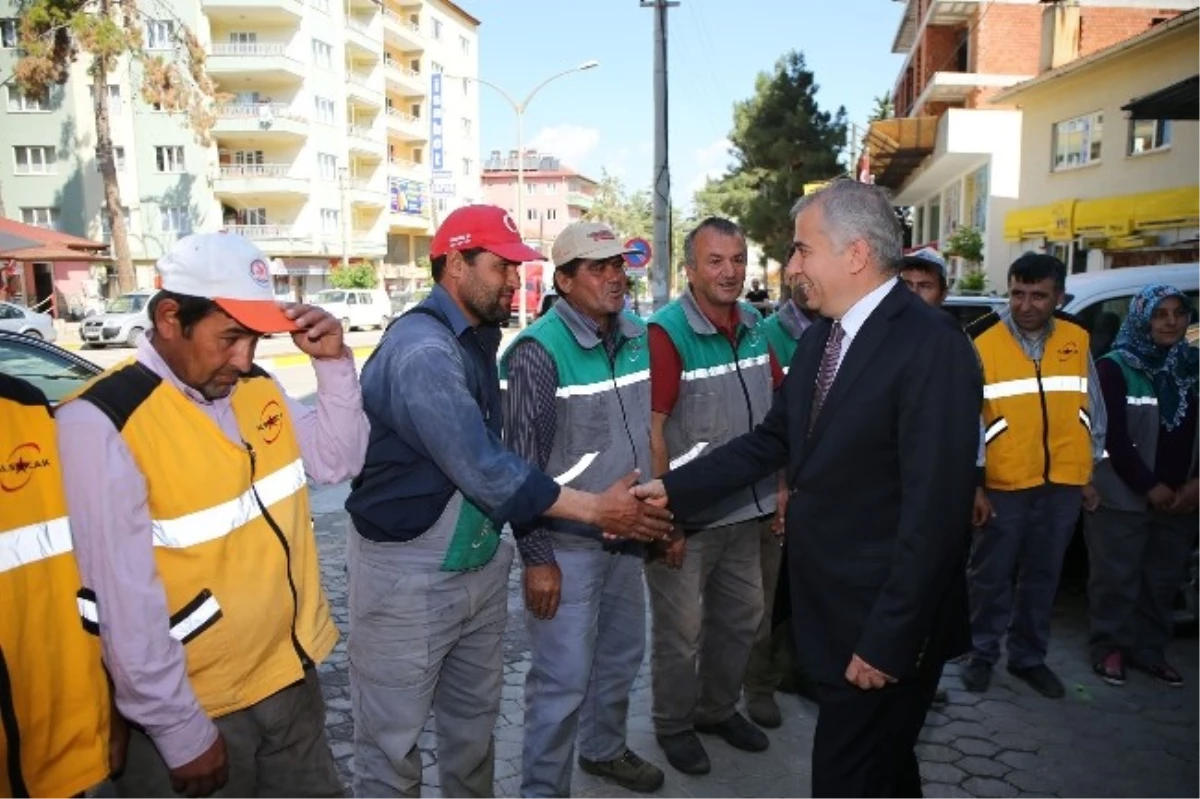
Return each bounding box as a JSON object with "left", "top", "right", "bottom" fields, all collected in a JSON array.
[
  {"left": 80, "top": 290, "right": 156, "bottom": 348},
  {"left": 311, "top": 289, "right": 392, "bottom": 331},
  {"left": 0, "top": 301, "right": 58, "bottom": 342},
  {"left": 942, "top": 295, "right": 1006, "bottom": 328},
  {"left": 0, "top": 329, "right": 101, "bottom": 404}
]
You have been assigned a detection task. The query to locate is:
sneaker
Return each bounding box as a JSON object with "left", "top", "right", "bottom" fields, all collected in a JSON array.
[
  {"left": 579, "top": 748, "right": 665, "bottom": 793},
  {"left": 1006, "top": 663, "right": 1065, "bottom": 698},
  {"left": 695, "top": 712, "right": 769, "bottom": 752},
  {"left": 1130, "top": 658, "right": 1184, "bottom": 687},
  {"left": 656, "top": 731, "right": 710, "bottom": 775},
  {"left": 1093, "top": 650, "right": 1126, "bottom": 686},
  {"left": 960, "top": 658, "right": 992, "bottom": 693},
  {"left": 746, "top": 693, "right": 782, "bottom": 729}
]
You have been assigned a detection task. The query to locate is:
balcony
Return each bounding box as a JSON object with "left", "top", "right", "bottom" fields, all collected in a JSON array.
[
  {"left": 385, "top": 107, "right": 425, "bottom": 141},
  {"left": 207, "top": 43, "right": 305, "bottom": 81},
  {"left": 865, "top": 116, "right": 938, "bottom": 192},
  {"left": 348, "top": 178, "right": 387, "bottom": 207},
  {"left": 213, "top": 102, "right": 309, "bottom": 138},
  {"left": 221, "top": 224, "right": 319, "bottom": 255},
  {"left": 345, "top": 17, "right": 382, "bottom": 57},
  {"left": 383, "top": 60, "right": 426, "bottom": 95},
  {"left": 567, "top": 191, "right": 594, "bottom": 210},
  {"left": 909, "top": 71, "right": 1033, "bottom": 116},
  {"left": 382, "top": 8, "right": 424, "bottom": 51},
  {"left": 347, "top": 74, "right": 384, "bottom": 108},
  {"left": 893, "top": 0, "right": 982, "bottom": 54},
  {"left": 213, "top": 164, "right": 308, "bottom": 197},
  {"left": 202, "top": 0, "right": 303, "bottom": 22},
  {"left": 388, "top": 157, "right": 424, "bottom": 177},
  {"left": 347, "top": 124, "right": 385, "bottom": 156}
]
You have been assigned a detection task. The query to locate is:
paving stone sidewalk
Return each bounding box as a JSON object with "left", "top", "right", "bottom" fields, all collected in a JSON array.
[{"left": 310, "top": 486, "right": 1198, "bottom": 798}]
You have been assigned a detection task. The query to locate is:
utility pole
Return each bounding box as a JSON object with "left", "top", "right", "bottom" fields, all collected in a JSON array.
[
  {"left": 848, "top": 122, "right": 858, "bottom": 181},
  {"left": 643, "top": 0, "right": 677, "bottom": 311}
]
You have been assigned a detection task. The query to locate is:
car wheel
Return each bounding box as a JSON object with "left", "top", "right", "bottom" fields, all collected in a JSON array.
[
  {"left": 127, "top": 326, "right": 144, "bottom": 347},
  {"left": 21, "top": 329, "right": 43, "bottom": 340}
]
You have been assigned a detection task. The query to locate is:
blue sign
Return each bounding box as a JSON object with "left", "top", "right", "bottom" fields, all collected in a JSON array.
[
  {"left": 624, "top": 237, "right": 651, "bottom": 268},
  {"left": 430, "top": 73, "right": 444, "bottom": 171}
]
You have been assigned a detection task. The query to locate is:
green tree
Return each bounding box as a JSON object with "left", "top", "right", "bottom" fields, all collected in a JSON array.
[
  {"left": 692, "top": 51, "right": 848, "bottom": 268},
  {"left": 868, "top": 91, "right": 894, "bottom": 122},
  {"left": 14, "top": 0, "right": 221, "bottom": 292},
  {"left": 330, "top": 262, "right": 378, "bottom": 289}
]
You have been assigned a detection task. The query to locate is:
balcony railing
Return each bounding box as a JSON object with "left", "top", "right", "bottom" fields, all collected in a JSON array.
[
  {"left": 215, "top": 102, "right": 309, "bottom": 123},
  {"left": 347, "top": 124, "right": 380, "bottom": 141},
  {"left": 381, "top": 8, "right": 422, "bottom": 37},
  {"left": 218, "top": 164, "right": 292, "bottom": 178},
  {"left": 386, "top": 108, "right": 420, "bottom": 125},
  {"left": 225, "top": 224, "right": 292, "bottom": 239},
  {"left": 211, "top": 42, "right": 290, "bottom": 57},
  {"left": 388, "top": 157, "right": 420, "bottom": 171},
  {"left": 349, "top": 178, "right": 382, "bottom": 191},
  {"left": 383, "top": 61, "right": 422, "bottom": 82},
  {"left": 347, "top": 73, "right": 376, "bottom": 89},
  {"left": 567, "top": 191, "right": 594, "bottom": 208},
  {"left": 346, "top": 18, "right": 378, "bottom": 38}
]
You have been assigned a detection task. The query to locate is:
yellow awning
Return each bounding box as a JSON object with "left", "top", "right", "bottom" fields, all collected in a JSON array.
[
  {"left": 1132, "top": 186, "right": 1199, "bottom": 231},
  {"left": 1003, "top": 200, "right": 1076, "bottom": 242},
  {"left": 1074, "top": 197, "right": 1133, "bottom": 237}
]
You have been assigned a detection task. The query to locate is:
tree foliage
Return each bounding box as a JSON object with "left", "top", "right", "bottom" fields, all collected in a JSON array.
[
  {"left": 868, "top": 92, "right": 894, "bottom": 122},
  {"left": 584, "top": 169, "right": 689, "bottom": 289},
  {"left": 690, "top": 51, "right": 848, "bottom": 268},
  {"left": 13, "top": 0, "right": 223, "bottom": 292},
  {"left": 330, "top": 263, "right": 379, "bottom": 290}
]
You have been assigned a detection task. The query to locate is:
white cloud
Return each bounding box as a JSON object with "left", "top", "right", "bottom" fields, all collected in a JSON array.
[
  {"left": 687, "top": 137, "right": 734, "bottom": 194},
  {"left": 527, "top": 125, "right": 601, "bottom": 170}
]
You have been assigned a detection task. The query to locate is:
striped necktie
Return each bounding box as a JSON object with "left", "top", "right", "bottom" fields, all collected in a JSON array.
[{"left": 809, "top": 321, "right": 844, "bottom": 433}]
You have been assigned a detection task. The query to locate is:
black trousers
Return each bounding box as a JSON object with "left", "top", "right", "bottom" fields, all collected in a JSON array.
[{"left": 811, "top": 661, "right": 943, "bottom": 798}]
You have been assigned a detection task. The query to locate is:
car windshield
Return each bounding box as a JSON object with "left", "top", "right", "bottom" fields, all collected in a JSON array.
[
  {"left": 106, "top": 294, "right": 147, "bottom": 314},
  {"left": 0, "top": 339, "right": 98, "bottom": 403},
  {"left": 314, "top": 291, "right": 346, "bottom": 304}
]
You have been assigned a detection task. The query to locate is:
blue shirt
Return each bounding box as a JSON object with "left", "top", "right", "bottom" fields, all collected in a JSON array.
[{"left": 346, "top": 284, "right": 561, "bottom": 542}]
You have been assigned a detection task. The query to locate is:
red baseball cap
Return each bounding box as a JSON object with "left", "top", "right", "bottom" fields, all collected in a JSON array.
[{"left": 430, "top": 204, "right": 545, "bottom": 262}]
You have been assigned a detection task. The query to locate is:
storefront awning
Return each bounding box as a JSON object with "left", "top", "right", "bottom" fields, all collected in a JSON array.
[
  {"left": 1003, "top": 201, "right": 1075, "bottom": 242},
  {"left": 1121, "top": 75, "right": 1199, "bottom": 121},
  {"left": 865, "top": 117, "right": 938, "bottom": 191},
  {"left": 1075, "top": 186, "right": 1199, "bottom": 237}
]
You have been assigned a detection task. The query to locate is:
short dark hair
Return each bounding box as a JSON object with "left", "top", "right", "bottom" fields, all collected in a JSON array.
[
  {"left": 1008, "top": 252, "right": 1066, "bottom": 291},
  {"left": 899, "top": 262, "right": 947, "bottom": 292},
  {"left": 683, "top": 217, "right": 745, "bottom": 267},
  {"left": 431, "top": 247, "right": 487, "bottom": 282},
  {"left": 147, "top": 290, "right": 219, "bottom": 336},
  {"left": 553, "top": 257, "right": 584, "bottom": 295}
]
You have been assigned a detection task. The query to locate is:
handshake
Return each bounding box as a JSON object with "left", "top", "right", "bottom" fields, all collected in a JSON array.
[{"left": 585, "top": 473, "right": 673, "bottom": 543}]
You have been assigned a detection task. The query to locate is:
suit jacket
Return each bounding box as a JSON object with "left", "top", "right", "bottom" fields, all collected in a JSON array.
[{"left": 663, "top": 282, "right": 981, "bottom": 685}]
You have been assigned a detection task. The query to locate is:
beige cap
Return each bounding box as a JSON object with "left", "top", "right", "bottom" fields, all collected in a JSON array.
[{"left": 551, "top": 221, "right": 639, "bottom": 267}]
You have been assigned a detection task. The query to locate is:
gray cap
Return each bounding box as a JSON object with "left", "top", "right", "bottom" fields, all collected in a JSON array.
[{"left": 900, "top": 246, "right": 947, "bottom": 277}]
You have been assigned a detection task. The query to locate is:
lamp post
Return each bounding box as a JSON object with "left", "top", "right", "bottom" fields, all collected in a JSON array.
[{"left": 456, "top": 60, "right": 599, "bottom": 328}]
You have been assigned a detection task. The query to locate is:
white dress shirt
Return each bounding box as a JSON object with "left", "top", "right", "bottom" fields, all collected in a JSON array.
[{"left": 833, "top": 277, "right": 898, "bottom": 375}]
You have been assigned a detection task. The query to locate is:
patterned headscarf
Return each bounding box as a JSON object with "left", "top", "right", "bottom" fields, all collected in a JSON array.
[{"left": 1111, "top": 284, "right": 1198, "bottom": 431}]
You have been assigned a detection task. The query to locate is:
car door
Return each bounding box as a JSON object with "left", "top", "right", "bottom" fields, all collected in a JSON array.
[
  {"left": 0, "top": 303, "right": 25, "bottom": 334},
  {"left": 0, "top": 333, "right": 102, "bottom": 403}
]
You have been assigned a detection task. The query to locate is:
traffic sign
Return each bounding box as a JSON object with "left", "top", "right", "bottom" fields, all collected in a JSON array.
[{"left": 624, "top": 237, "right": 652, "bottom": 268}]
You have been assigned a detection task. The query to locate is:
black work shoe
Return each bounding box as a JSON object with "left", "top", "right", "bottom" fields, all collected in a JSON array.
[
  {"left": 1007, "top": 662, "right": 1065, "bottom": 698},
  {"left": 960, "top": 657, "right": 992, "bottom": 693},
  {"left": 695, "top": 712, "right": 770, "bottom": 752},
  {"left": 579, "top": 748, "right": 665, "bottom": 793},
  {"left": 746, "top": 693, "right": 783, "bottom": 729},
  {"left": 656, "top": 731, "right": 710, "bottom": 775}
]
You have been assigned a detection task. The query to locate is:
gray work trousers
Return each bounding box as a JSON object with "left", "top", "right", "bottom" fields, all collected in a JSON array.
[
  {"left": 348, "top": 528, "right": 514, "bottom": 798},
  {"left": 1085, "top": 506, "right": 1197, "bottom": 665},
  {"left": 646, "top": 517, "right": 766, "bottom": 736},
  {"left": 115, "top": 667, "right": 342, "bottom": 798},
  {"left": 967, "top": 483, "right": 1082, "bottom": 669},
  {"left": 744, "top": 521, "right": 784, "bottom": 699}
]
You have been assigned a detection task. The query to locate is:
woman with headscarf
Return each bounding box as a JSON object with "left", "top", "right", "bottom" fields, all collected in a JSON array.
[{"left": 1087, "top": 284, "right": 1198, "bottom": 688}]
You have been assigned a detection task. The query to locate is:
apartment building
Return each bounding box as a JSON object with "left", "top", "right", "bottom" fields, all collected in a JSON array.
[
  {"left": 480, "top": 149, "right": 597, "bottom": 253},
  {"left": 0, "top": 0, "right": 480, "bottom": 306},
  {"left": 866, "top": 0, "right": 1190, "bottom": 289}
]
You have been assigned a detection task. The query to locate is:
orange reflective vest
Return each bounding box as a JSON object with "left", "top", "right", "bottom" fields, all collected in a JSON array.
[{"left": 0, "top": 374, "right": 110, "bottom": 798}]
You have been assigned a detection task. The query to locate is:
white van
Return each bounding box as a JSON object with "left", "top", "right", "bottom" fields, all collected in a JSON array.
[{"left": 311, "top": 288, "right": 392, "bottom": 331}]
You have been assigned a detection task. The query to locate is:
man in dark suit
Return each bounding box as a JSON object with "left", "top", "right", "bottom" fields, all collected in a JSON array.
[{"left": 635, "top": 180, "right": 981, "bottom": 797}]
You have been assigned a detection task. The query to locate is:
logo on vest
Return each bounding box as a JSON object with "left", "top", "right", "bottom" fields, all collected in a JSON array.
[
  {"left": 626, "top": 336, "right": 643, "bottom": 362},
  {"left": 1, "top": 441, "right": 50, "bottom": 493},
  {"left": 257, "top": 400, "right": 284, "bottom": 444},
  {"left": 1057, "top": 341, "right": 1079, "bottom": 361}
]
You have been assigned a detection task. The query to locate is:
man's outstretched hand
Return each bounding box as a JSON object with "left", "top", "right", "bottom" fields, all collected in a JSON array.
[{"left": 591, "top": 472, "right": 673, "bottom": 542}]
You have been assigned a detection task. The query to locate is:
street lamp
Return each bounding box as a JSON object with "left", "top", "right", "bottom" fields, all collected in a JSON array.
[{"left": 455, "top": 59, "right": 599, "bottom": 328}]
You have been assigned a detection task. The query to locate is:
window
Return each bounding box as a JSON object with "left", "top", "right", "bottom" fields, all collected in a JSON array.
[
  {"left": 408, "top": 58, "right": 421, "bottom": 73},
  {"left": 155, "top": 145, "right": 185, "bottom": 173},
  {"left": 1052, "top": 112, "right": 1103, "bottom": 170},
  {"left": 99, "top": 207, "right": 132, "bottom": 240},
  {"left": 21, "top": 207, "right": 59, "bottom": 229},
  {"left": 462, "top": 157, "right": 472, "bottom": 175},
  {"left": 88, "top": 84, "right": 122, "bottom": 114},
  {"left": 321, "top": 208, "right": 339, "bottom": 234},
  {"left": 546, "top": 208, "right": 557, "bottom": 221},
  {"left": 1128, "top": 119, "right": 1172, "bottom": 155},
  {"left": 228, "top": 31, "right": 257, "bottom": 44},
  {"left": 314, "top": 96, "right": 335, "bottom": 124},
  {"left": 146, "top": 19, "right": 174, "bottom": 50},
  {"left": 459, "top": 34, "right": 469, "bottom": 55},
  {"left": 431, "top": 18, "right": 442, "bottom": 40},
  {"left": 6, "top": 86, "right": 49, "bottom": 112},
  {"left": 0, "top": 19, "right": 17, "bottom": 48},
  {"left": 461, "top": 117, "right": 471, "bottom": 136},
  {"left": 412, "top": 147, "right": 423, "bottom": 164},
  {"left": 525, "top": 181, "right": 536, "bottom": 194},
  {"left": 14, "top": 145, "right": 56, "bottom": 174},
  {"left": 160, "top": 206, "right": 192, "bottom": 235},
  {"left": 233, "top": 149, "right": 264, "bottom": 166},
  {"left": 435, "top": 197, "right": 448, "bottom": 213},
  {"left": 526, "top": 208, "right": 538, "bottom": 221},
  {"left": 409, "top": 102, "right": 421, "bottom": 118},
  {"left": 545, "top": 182, "right": 558, "bottom": 194},
  {"left": 430, "top": 61, "right": 443, "bottom": 74},
  {"left": 233, "top": 208, "right": 266, "bottom": 226},
  {"left": 312, "top": 38, "right": 332, "bottom": 69},
  {"left": 318, "top": 153, "right": 337, "bottom": 181},
  {"left": 95, "top": 146, "right": 126, "bottom": 172}
]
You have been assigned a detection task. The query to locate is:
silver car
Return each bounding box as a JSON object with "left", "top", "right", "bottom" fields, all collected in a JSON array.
[
  {"left": 0, "top": 301, "right": 58, "bottom": 342},
  {"left": 80, "top": 290, "right": 156, "bottom": 348}
]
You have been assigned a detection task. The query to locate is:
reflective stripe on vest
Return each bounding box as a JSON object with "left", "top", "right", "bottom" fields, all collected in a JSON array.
[
  {"left": 681, "top": 354, "right": 770, "bottom": 382},
  {"left": 669, "top": 440, "right": 709, "bottom": 470},
  {"left": 151, "top": 458, "right": 305, "bottom": 549},
  {"left": 0, "top": 516, "right": 72, "bottom": 575},
  {"left": 555, "top": 369, "right": 650, "bottom": 398},
  {"left": 983, "top": 418, "right": 1009, "bottom": 444},
  {"left": 983, "top": 375, "right": 1087, "bottom": 400},
  {"left": 554, "top": 452, "right": 599, "bottom": 485}
]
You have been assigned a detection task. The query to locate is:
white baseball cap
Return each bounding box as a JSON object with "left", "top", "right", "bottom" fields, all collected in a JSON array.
[
  {"left": 156, "top": 232, "right": 299, "bottom": 334},
  {"left": 551, "top": 222, "right": 639, "bottom": 267}
]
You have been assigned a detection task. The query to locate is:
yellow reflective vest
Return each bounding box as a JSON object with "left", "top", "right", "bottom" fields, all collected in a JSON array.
[
  {"left": 972, "top": 313, "right": 1092, "bottom": 491},
  {"left": 0, "top": 374, "right": 110, "bottom": 798},
  {"left": 66, "top": 361, "right": 337, "bottom": 718}
]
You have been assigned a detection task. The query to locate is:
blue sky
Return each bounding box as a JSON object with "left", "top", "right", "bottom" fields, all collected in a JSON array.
[{"left": 464, "top": 0, "right": 907, "bottom": 206}]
